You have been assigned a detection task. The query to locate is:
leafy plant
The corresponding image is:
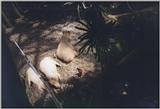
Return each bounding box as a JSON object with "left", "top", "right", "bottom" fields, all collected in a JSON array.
[{"left": 75, "top": 3, "right": 125, "bottom": 62}]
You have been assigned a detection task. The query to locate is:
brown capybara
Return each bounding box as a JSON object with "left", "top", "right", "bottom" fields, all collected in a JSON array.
[{"left": 56, "top": 31, "right": 77, "bottom": 63}]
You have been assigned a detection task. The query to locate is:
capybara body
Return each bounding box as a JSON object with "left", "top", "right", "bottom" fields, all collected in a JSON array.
[
  {"left": 39, "top": 56, "right": 61, "bottom": 88},
  {"left": 26, "top": 67, "right": 45, "bottom": 91},
  {"left": 56, "top": 31, "right": 77, "bottom": 63}
]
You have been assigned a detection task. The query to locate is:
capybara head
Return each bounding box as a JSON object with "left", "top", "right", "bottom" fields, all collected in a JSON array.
[
  {"left": 62, "top": 31, "right": 72, "bottom": 40},
  {"left": 49, "top": 76, "right": 61, "bottom": 89}
]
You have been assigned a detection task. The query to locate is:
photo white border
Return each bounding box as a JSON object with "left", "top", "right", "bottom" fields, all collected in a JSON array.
[{"left": 0, "top": 0, "right": 159, "bottom": 109}]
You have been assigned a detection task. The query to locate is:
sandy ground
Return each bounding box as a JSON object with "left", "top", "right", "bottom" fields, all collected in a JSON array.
[{"left": 7, "top": 19, "right": 102, "bottom": 106}]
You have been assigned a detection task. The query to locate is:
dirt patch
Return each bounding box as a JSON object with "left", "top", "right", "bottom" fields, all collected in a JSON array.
[{"left": 8, "top": 20, "right": 102, "bottom": 106}]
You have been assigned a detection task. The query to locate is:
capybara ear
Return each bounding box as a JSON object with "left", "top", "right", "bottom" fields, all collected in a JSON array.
[
  {"left": 63, "top": 31, "right": 72, "bottom": 39},
  {"left": 54, "top": 61, "right": 61, "bottom": 67},
  {"left": 63, "top": 31, "right": 71, "bottom": 35}
]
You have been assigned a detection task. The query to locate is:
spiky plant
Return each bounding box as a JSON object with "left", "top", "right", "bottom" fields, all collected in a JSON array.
[{"left": 75, "top": 3, "right": 125, "bottom": 62}]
